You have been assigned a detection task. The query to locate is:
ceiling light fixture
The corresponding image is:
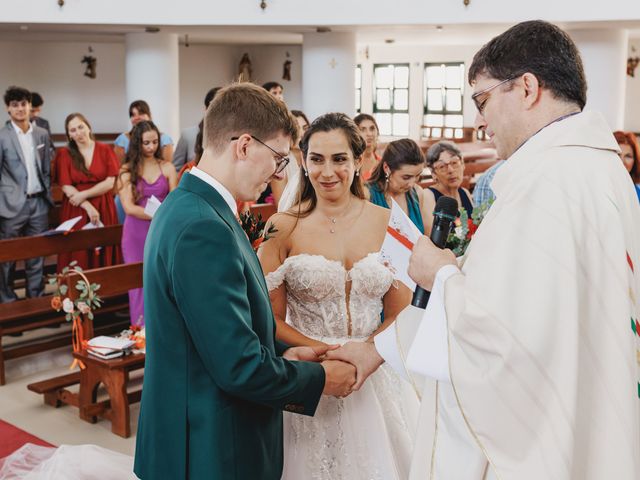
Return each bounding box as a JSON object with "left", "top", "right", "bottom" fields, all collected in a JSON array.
[{"left": 316, "top": 27, "right": 332, "bottom": 33}]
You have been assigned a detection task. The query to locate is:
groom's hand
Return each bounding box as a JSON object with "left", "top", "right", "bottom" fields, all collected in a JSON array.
[
  {"left": 324, "top": 341, "right": 384, "bottom": 391},
  {"left": 321, "top": 360, "right": 356, "bottom": 397},
  {"left": 283, "top": 344, "right": 339, "bottom": 362}
]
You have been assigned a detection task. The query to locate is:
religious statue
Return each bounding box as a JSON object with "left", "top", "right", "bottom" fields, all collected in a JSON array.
[
  {"left": 81, "top": 55, "right": 97, "bottom": 79},
  {"left": 628, "top": 56, "right": 640, "bottom": 77},
  {"left": 282, "top": 60, "right": 292, "bottom": 81},
  {"left": 238, "top": 53, "right": 252, "bottom": 82}
]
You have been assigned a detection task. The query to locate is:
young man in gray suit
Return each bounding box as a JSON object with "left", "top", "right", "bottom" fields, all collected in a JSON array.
[{"left": 0, "top": 86, "right": 54, "bottom": 303}]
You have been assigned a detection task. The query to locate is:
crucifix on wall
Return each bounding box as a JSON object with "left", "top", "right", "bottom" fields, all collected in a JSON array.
[{"left": 329, "top": 58, "right": 338, "bottom": 69}]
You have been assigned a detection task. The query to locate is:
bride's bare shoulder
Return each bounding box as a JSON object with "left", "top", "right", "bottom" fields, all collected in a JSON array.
[
  {"left": 363, "top": 201, "right": 391, "bottom": 226},
  {"left": 265, "top": 212, "right": 301, "bottom": 240}
]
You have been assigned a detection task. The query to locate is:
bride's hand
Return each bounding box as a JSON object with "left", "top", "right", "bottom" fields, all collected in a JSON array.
[
  {"left": 324, "top": 341, "right": 384, "bottom": 390},
  {"left": 283, "top": 344, "right": 340, "bottom": 362}
]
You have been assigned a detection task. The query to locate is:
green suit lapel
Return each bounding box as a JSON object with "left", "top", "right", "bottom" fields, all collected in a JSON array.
[{"left": 179, "top": 174, "right": 270, "bottom": 300}]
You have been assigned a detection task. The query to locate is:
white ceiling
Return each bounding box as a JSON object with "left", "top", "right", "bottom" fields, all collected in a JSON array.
[{"left": 0, "top": 21, "right": 639, "bottom": 45}]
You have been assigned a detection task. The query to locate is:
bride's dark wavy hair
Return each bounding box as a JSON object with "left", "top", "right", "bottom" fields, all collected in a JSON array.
[{"left": 289, "top": 112, "right": 367, "bottom": 218}]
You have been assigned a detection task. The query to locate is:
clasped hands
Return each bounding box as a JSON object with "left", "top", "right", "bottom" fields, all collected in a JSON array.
[{"left": 284, "top": 341, "right": 385, "bottom": 399}]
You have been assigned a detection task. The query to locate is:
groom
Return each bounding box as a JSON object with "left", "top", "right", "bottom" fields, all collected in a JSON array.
[{"left": 134, "top": 83, "right": 356, "bottom": 479}]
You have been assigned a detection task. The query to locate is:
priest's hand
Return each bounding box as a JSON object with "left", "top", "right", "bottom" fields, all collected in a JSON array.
[
  {"left": 321, "top": 360, "right": 356, "bottom": 397},
  {"left": 324, "top": 341, "right": 384, "bottom": 391},
  {"left": 409, "top": 236, "right": 457, "bottom": 291},
  {"left": 283, "top": 344, "right": 339, "bottom": 362}
]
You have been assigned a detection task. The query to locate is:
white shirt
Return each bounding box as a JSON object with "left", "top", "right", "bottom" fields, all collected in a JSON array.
[
  {"left": 188, "top": 167, "right": 237, "bottom": 217},
  {"left": 11, "top": 121, "right": 42, "bottom": 195}
]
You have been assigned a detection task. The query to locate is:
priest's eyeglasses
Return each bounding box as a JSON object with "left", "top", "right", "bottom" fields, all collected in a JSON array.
[
  {"left": 231, "top": 136, "right": 290, "bottom": 175},
  {"left": 471, "top": 75, "right": 518, "bottom": 115}
]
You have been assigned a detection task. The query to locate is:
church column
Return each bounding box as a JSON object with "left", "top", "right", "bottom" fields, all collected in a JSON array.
[
  {"left": 570, "top": 28, "right": 628, "bottom": 130},
  {"left": 125, "top": 32, "right": 180, "bottom": 141},
  {"left": 302, "top": 32, "right": 357, "bottom": 121}
]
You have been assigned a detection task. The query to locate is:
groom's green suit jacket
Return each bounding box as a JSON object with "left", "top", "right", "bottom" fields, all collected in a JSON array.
[{"left": 133, "top": 173, "right": 325, "bottom": 479}]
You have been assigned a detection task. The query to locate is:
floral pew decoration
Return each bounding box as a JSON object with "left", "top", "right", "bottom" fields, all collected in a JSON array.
[{"left": 48, "top": 261, "right": 103, "bottom": 369}]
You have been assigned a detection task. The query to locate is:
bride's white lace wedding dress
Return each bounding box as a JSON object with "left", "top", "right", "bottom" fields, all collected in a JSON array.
[{"left": 266, "top": 252, "right": 420, "bottom": 480}]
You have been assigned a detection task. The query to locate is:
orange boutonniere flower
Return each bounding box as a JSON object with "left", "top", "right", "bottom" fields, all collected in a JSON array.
[
  {"left": 239, "top": 211, "right": 278, "bottom": 252},
  {"left": 51, "top": 295, "right": 62, "bottom": 311}
]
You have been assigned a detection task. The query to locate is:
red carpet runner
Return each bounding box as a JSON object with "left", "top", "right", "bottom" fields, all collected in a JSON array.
[{"left": 0, "top": 419, "right": 53, "bottom": 458}]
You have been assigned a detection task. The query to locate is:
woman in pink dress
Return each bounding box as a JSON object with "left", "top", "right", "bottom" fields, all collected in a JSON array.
[{"left": 117, "top": 121, "right": 177, "bottom": 326}]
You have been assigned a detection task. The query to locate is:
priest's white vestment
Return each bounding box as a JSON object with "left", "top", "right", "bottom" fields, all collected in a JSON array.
[{"left": 378, "top": 111, "right": 640, "bottom": 479}]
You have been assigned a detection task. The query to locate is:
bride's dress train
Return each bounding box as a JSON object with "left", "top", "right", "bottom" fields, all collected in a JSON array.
[{"left": 266, "top": 253, "right": 420, "bottom": 480}]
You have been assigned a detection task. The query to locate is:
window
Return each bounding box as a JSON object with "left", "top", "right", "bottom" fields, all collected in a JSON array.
[
  {"left": 355, "top": 65, "right": 362, "bottom": 113},
  {"left": 373, "top": 63, "right": 409, "bottom": 136},
  {"left": 423, "top": 62, "right": 464, "bottom": 139}
]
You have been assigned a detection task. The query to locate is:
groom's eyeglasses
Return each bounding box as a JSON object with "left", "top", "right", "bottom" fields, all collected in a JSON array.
[{"left": 230, "top": 136, "right": 290, "bottom": 176}]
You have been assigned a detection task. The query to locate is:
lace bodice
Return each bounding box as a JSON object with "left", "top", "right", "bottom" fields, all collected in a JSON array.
[{"left": 265, "top": 253, "right": 394, "bottom": 341}]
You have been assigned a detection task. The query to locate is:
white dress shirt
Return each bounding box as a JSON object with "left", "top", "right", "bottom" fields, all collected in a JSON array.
[
  {"left": 188, "top": 167, "right": 238, "bottom": 217},
  {"left": 12, "top": 121, "right": 42, "bottom": 195}
]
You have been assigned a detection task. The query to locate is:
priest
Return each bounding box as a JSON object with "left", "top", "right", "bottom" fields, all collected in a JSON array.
[{"left": 328, "top": 20, "right": 640, "bottom": 479}]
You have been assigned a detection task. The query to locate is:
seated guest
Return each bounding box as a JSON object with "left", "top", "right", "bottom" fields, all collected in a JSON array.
[
  {"left": 113, "top": 100, "right": 173, "bottom": 164},
  {"left": 117, "top": 121, "right": 177, "bottom": 326},
  {"left": 426, "top": 140, "right": 474, "bottom": 217},
  {"left": 56, "top": 113, "right": 121, "bottom": 270},
  {"left": 367, "top": 138, "right": 435, "bottom": 234},
  {"left": 172, "top": 87, "right": 220, "bottom": 172},
  {"left": 262, "top": 81, "right": 284, "bottom": 101},
  {"left": 613, "top": 130, "right": 640, "bottom": 202},
  {"left": 354, "top": 113, "right": 381, "bottom": 181},
  {"left": 0, "top": 86, "right": 53, "bottom": 303}
]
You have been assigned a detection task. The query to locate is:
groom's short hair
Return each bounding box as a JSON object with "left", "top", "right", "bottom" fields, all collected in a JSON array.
[{"left": 204, "top": 82, "right": 298, "bottom": 153}]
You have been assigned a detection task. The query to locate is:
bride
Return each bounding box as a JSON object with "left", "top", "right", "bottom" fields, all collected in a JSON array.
[{"left": 258, "top": 112, "right": 419, "bottom": 479}]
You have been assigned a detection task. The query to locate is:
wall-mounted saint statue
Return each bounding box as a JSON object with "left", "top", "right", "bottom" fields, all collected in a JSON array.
[
  {"left": 81, "top": 55, "right": 97, "bottom": 79},
  {"left": 282, "top": 60, "right": 292, "bottom": 81},
  {"left": 238, "top": 53, "right": 252, "bottom": 82}
]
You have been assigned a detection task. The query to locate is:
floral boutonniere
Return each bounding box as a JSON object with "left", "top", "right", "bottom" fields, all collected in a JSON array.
[
  {"left": 446, "top": 200, "right": 493, "bottom": 257},
  {"left": 239, "top": 211, "right": 278, "bottom": 251}
]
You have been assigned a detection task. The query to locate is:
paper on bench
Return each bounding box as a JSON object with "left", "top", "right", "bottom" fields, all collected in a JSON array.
[
  {"left": 81, "top": 220, "right": 104, "bottom": 230},
  {"left": 144, "top": 195, "right": 162, "bottom": 218},
  {"left": 379, "top": 198, "right": 423, "bottom": 290},
  {"left": 42, "top": 215, "right": 82, "bottom": 236},
  {"left": 87, "top": 335, "right": 136, "bottom": 356}
]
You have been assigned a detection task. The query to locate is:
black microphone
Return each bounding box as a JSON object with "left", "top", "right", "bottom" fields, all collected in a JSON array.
[{"left": 411, "top": 195, "right": 459, "bottom": 309}]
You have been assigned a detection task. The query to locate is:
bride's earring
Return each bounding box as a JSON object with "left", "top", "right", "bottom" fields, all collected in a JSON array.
[
  {"left": 303, "top": 169, "right": 308, "bottom": 177},
  {"left": 356, "top": 169, "right": 360, "bottom": 177},
  {"left": 385, "top": 172, "right": 389, "bottom": 188}
]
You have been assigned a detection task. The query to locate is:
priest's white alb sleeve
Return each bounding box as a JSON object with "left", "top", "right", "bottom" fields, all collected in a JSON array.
[{"left": 375, "top": 264, "right": 460, "bottom": 383}]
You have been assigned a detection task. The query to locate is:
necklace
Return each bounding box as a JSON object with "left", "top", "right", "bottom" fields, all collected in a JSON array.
[{"left": 322, "top": 197, "right": 353, "bottom": 234}]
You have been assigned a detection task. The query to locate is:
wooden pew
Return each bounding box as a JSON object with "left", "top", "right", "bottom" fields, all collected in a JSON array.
[
  {"left": 250, "top": 203, "right": 277, "bottom": 222},
  {"left": 27, "top": 262, "right": 144, "bottom": 438},
  {"left": 0, "top": 226, "right": 126, "bottom": 385}
]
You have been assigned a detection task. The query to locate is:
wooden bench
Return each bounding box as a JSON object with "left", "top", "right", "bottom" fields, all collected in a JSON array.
[
  {"left": 27, "top": 262, "right": 144, "bottom": 438},
  {"left": 0, "top": 226, "right": 126, "bottom": 385},
  {"left": 250, "top": 203, "right": 277, "bottom": 222}
]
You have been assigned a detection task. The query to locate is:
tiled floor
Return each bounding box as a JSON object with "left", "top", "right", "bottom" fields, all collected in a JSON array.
[{"left": 1, "top": 330, "right": 138, "bottom": 457}]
